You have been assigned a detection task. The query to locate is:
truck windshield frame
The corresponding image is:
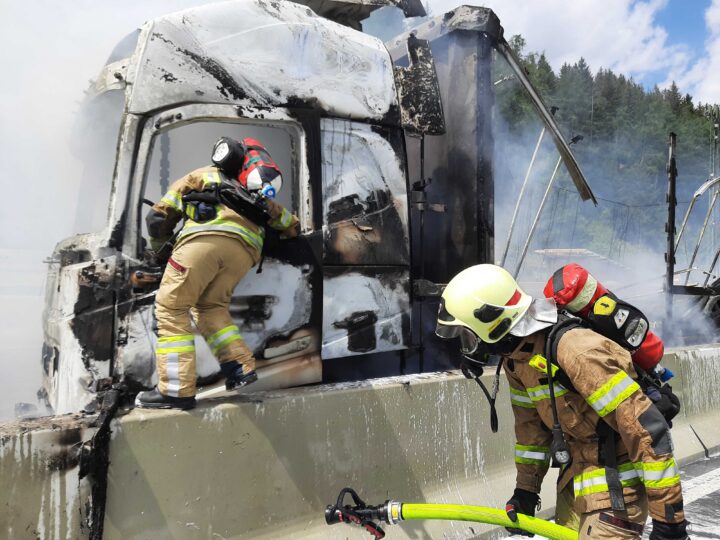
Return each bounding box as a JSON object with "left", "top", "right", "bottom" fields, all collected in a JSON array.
[{"left": 126, "top": 104, "right": 310, "bottom": 258}]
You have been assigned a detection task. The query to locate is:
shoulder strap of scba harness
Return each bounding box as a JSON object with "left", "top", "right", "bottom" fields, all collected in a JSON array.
[
  {"left": 543, "top": 313, "right": 585, "bottom": 392},
  {"left": 544, "top": 313, "right": 626, "bottom": 512}
]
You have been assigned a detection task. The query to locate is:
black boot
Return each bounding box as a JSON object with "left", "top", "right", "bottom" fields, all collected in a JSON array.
[
  {"left": 220, "top": 362, "right": 258, "bottom": 391},
  {"left": 135, "top": 388, "right": 196, "bottom": 410}
]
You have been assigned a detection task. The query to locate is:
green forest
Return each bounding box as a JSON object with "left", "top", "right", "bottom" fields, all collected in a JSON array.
[{"left": 495, "top": 35, "right": 719, "bottom": 271}]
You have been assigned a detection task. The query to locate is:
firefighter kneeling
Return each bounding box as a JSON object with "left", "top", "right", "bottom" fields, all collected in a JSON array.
[
  {"left": 436, "top": 264, "right": 688, "bottom": 539},
  {"left": 136, "top": 136, "right": 299, "bottom": 410}
]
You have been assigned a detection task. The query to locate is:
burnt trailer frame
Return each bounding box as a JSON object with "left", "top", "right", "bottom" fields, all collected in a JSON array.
[{"left": 356, "top": 6, "right": 597, "bottom": 376}]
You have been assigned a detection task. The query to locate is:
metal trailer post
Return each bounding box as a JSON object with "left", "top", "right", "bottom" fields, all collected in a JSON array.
[
  {"left": 501, "top": 126, "right": 546, "bottom": 267},
  {"left": 665, "top": 132, "right": 678, "bottom": 338}
]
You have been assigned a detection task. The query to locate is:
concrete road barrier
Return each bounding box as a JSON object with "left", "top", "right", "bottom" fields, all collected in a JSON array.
[{"left": 1, "top": 345, "right": 719, "bottom": 539}]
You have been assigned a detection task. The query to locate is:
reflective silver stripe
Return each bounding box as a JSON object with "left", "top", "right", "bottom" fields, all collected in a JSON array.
[
  {"left": 566, "top": 274, "right": 598, "bottom": 312},
  {"left": 638, "top": 464, "right": 679, "bottom": 482},
  {"left": 510, "top": 394, "right": 533, "bottom": 405},
  {"left": 589, "top": 375, "right": 637, "bottom": 414},
  {"left": 157, "top": 339, "right": 194, "bottom": 349},
  {"left": 516, "top": 450, "right": 548, "bottom": 461},
  {"left": 574, "top": 474, "right": 607, "bottom": 491},
  {"left": 619, "top": 468, "right": 641, "bottom": 482},
  {"left": 165, "top": 352, "right": 180, "bottom": 397},
  {"left": 574, "top": 466, "right": 641, "bottom": 496},
  {"left": 281, "top": 209, "right": 293, "bottom": 228},
  {"left": 527, "top": 383, "right": 568, "bottom": 401}
]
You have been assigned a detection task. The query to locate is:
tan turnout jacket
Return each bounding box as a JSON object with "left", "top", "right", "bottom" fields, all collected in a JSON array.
[
  {"left": 505, "top": 327, "right": 684, "bottom": 524},
  {"left": 147, "top": 165, "right": 299, "bottom": 262}
]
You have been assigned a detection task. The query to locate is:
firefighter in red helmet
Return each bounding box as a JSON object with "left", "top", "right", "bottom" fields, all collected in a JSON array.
[{"left": 136, "top": 136, "right": 299, "bottom": 410}]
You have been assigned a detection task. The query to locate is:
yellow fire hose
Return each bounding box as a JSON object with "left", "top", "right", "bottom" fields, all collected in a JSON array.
[
  {"left": 400, "top": 503, "right": 577, "bottom": 540},
  {"left": 325, "top": 488, "right": 578, "bottom": 540}
]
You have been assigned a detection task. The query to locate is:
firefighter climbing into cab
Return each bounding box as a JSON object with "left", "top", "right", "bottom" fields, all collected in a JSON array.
[
  {"left": 136, "top": 137, "right": 299, "bottom": 410},
  {"left": 436, "top": 264, "right": 688, "bottom": 539}
]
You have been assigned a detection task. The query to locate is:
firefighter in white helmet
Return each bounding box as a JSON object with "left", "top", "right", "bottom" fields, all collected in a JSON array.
[
  {"left": 436, "top": 264, "right": 688, "bottom": 540},
  {"left": 136, "top": 137, "right": 299, "bottom": 410}
]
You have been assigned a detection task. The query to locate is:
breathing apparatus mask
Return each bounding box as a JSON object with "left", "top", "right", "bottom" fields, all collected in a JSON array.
[{"left": 238, "top": 137, "right": 283, "bottom": 199}]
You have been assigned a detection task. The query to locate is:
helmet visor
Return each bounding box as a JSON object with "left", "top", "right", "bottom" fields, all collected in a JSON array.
[{"left": 435, "top": 321, "right": 481, "bottom": 356}]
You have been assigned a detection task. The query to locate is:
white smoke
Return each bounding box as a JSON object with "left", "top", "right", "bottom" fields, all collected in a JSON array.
[{"left": 0, "top": 0, "right": 218, "bottom": 421}]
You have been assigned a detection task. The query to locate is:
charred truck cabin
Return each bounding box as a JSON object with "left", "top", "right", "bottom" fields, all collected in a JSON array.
[{"left": 40, "top": 0, "right": 594, "bottom": 414}]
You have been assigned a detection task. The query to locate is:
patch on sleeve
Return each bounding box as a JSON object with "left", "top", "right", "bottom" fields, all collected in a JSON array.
[{"left": 639, "top": 405, "right": 673, "bottom": 455}]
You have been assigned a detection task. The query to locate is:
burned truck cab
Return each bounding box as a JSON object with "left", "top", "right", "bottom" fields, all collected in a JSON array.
[
  {"left": 41, "top": 0, "right": 428, "bottom": 413},
  {"left": 41, "top": 1, "right": 594, "bottom": 414}
]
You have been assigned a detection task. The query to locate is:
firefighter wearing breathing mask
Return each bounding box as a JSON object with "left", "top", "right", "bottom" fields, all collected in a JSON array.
[
  {"left": 136, "top": 136, "right": 299, "bottom": 410},
  {"left": 436, "top": 264, "right": 688, "bottom": 539}
]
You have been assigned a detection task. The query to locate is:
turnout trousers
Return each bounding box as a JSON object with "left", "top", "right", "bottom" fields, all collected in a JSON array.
[
  {"left": 556, "top": 483, "right": 649, "bottom": 539},
  {"left": 155, "top": 234, "right": 256, "bottom": 398}
]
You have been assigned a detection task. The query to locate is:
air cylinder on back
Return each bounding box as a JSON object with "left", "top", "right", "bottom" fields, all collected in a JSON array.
[{"left": 543, "top": 263, "right": 664, "bottom": 371}]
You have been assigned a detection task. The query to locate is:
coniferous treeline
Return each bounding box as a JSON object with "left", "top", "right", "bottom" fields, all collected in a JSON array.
[{"left": 496, "top": 35, "right": 719, "bottom": 264}]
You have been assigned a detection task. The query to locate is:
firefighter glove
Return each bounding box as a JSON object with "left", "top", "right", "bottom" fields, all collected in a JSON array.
[
  {"left": 649, "top": 519, "right": 689, "bottom": 539},
  {"left": 505, "top": 488, "right": 539, "bottom": 537},
  {"left": 654, "top": 384, "right": 681, "bottom": 425}
]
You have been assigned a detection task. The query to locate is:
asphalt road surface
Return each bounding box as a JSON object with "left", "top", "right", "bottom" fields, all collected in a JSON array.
[{"left": 659, "top": 452, "right": 720, "bottom": 539}]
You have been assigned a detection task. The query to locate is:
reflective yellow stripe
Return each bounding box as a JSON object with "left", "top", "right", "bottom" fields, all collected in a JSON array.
[
  {"left": 208, "top": 325, "right": 243, "bottom": 355},
  {"left": 161, "top": 190, "right": 184, "bottom": 212},
  {"left": 515, "top": 444, "right": 550, "bottom": 465},
  {"left": 586, "top": 371, "right": 640, "bottom": 417},
  {"left": 574, "top": 463, "right": 641, "bottom": 497},
  {"left": 156, "top": 345, "right": 195, "bottom": 354},
  {"left": 509, "top": 387, "right": 535, "bottom": 408},
  {"left": 157, "top": 335, "right": 195, "bottom": 355},
  {"left": 202, "top": 171, "right": 221, "bottom": 187},
  {"left": 179, "top": 218, "right": 264, "bottom": 252},
  {"left": 208, "top": 325, "right": 237, "bottom": 343},
  {"left": 269, "top": 207, "right": 294, "bottom": 230},
  {"left": 635, "top": 459, "right": 681, "bottom": 489}
]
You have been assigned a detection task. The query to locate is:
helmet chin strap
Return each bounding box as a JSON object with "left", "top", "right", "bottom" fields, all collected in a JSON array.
[{"left": 460, "top": 337, "right": 519, "bottom": 433}]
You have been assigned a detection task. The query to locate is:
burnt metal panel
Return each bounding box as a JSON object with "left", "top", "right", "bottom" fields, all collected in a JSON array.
[
  {"left": 393, "top": 35, "right": 446, "bottom": 136},
  {"left": 321, "top": 119, "right": 410, "bottom": 266},
  {"left": 393, "top": 20, "right": 496, "bottom": 281},
  {"left": 322, "top": 266, "right": 411, "bottom": 359},
  {"left": 294, "top": 0, "right": 426, "bottom": 30},
  {"left": 125, "top": 1, "right": 398, "bottom": 121}
]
